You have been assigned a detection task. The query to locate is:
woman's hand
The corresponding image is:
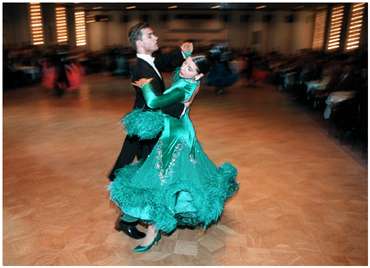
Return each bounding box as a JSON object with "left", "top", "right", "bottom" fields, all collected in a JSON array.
[
  {"left": 132, "top": 78, "right": 153, "bottom": 88},
  {"left": 181, "top": 42, "right": 193, "bottom": 54}
]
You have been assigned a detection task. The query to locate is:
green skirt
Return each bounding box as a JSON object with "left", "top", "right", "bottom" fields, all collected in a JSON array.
[{"left": 109, "top": 139, "right": 239, "bottom": 234}]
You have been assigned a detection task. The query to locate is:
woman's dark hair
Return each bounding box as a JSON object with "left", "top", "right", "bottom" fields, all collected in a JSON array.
[{"left": 193, "top": 55, "right": 211, "bottom": 75}]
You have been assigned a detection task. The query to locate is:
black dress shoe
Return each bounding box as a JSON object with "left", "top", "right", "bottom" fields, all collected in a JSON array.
[{"left": 115, "top": 219, "right": 146, "bottom": 240}]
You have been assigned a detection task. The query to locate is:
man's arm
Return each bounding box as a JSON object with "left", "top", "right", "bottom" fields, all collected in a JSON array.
[
  {"left": 154, "top": 42, "right": 193, "bottom": 72},
  {"left": 154, "top": 47, "right": 183, "bottom": 72}
]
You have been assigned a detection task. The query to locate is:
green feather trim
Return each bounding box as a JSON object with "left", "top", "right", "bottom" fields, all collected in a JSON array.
[{"left": 121, "top": 109, "right": 165, "bottom": 140}]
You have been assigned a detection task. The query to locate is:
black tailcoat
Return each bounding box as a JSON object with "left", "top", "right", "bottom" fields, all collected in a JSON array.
[{"left": 108, "top": 48, "right": 185, "bottom": 180}]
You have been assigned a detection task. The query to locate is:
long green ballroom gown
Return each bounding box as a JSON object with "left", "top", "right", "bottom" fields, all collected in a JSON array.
[{"left": 109, "top": 68, "right": 239, "bottom": 234}]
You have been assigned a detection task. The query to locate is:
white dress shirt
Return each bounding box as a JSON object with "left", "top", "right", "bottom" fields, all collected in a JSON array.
[{"left": 136, "top": 53, "right": 162, "bottom": 79}]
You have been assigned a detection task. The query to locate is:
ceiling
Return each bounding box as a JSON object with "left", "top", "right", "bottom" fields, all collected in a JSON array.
[{"left": 71, "top": 3, "right": 329, "bottom": 12}]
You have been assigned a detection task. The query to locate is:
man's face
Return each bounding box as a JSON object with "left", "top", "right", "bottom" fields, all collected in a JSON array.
[{"left": 137, "top": 27, "right": 159, "bottom": 53}]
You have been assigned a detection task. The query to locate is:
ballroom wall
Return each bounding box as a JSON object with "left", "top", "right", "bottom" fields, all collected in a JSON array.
[
  {"left": 3, "top": 3, "right": 30, "bottom": 47},
  {"left": 2, "top": 3, "right": 319, "bottom": 54},
  {"left": 85, "top": 10, "right": 315, "bottom": 54}
]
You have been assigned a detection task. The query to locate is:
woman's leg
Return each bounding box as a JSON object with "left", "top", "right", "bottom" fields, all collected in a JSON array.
[
  {"left": 138, "top": 224, "right": 159, "bottom": 246},
  {"left": 133, "top": 224, "right": 161, "bottom": 253}
]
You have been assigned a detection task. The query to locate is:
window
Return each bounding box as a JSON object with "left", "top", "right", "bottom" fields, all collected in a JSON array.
[
  {"left": 29, "top": 3, "right": 44, "bottom": 45},
  {"left": 346, "top": 3, "right": 366, "bottom": 50},
  {"left": 74, "top": 9, "right": 86, "bottom": 46},
  {"left": 327, "top": 5, "right": 344, "bottom": 50},
  {"left": 312, "top": 9, "right": 327, "bottom": 50},
  {"left": 56, "top": 6, "right": 68, "bottom": 43}
]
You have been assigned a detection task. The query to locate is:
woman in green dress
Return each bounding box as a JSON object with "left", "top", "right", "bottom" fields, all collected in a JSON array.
[{"left": 109, "top": 55, "right": 239, "bottom": 253}]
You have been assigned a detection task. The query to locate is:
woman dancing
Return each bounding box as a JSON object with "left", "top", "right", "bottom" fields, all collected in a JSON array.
[{"left": 109, "top": 54, "right": 239, "bottom": 253}]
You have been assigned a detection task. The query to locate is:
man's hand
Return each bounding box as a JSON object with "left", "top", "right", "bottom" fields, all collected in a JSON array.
[
  {"left": 184, "top": 86, "right": 200, "bottom": 108},
  {"left": 184, "top": 101, "right": 191, "bottom": 108},
  {"left": 181, "top": 42, "right": 193, "bottom": 54},
  {"left": 132, "top": 78, "right": 153, "bottom": 88}
]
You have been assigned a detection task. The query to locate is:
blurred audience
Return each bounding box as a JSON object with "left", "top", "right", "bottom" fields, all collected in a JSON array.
[
  {"left": 207, "top": 44, "right": 239, "bottom": 95},
  {"left": 270, "top": 49, "right": 367, "bottom": 153},
  {"left": 3, "top": 43, "right": 367, "bottom": 154}
]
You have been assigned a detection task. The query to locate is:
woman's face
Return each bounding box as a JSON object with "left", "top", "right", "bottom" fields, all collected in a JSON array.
[{"left": 179, "top": 57, "right": 199, "bottom": 79}]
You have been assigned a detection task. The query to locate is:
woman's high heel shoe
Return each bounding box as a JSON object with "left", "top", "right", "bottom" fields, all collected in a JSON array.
[{"left": 133, "top": 232, "right": 161, "bottom": 253}]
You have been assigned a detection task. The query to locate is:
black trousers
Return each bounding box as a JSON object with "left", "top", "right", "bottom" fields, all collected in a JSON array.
[{"left": 108, "top": 134, "right": 159, "bottom": 181}]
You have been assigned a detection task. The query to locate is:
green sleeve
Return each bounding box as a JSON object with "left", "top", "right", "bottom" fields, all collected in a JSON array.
[
  {"left": 172, "top": 67, "right": 181, "bottom": 83},
  {"left": 141, "top": 82, "right": 185, "bottom": 109},
  {"left": 182, "top": 50, "right": 192, "bottom": 58}
]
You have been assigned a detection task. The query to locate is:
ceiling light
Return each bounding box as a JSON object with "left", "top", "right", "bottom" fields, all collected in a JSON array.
[
  {"left": 256, "top": 5, "right": 266, "bottom": 10},
  {"left": 126, "top": 5, "right": 136, "bottom": 10},
  {"left": 211, "top": 5, "right": 221, "bottom": 9},
  {"left": 93, "top": 6, "right": 102, "bottom": 10},
  {"left": 168, "top": 5, "right": 178, "bottom": 9}
]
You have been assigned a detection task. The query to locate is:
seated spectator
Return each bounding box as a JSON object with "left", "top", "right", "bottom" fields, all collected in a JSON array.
[{"left": 334, "top": 64, "right": 359, "bottom": 91}]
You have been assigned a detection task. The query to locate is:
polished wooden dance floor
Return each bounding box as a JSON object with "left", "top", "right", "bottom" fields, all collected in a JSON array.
[{"left": 3, "top": 74, "right": 367, "bottom": 265}]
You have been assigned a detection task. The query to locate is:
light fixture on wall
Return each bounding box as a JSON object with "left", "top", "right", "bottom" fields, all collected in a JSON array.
[
  {"left": 327, "top": 5, "right": 344, "bottom": 50},
  {"left": 29, "top": 2, "right": 44, "bottom": 45},
  {"left": 56, "top": 6, "right": 68, "bottom": 43},
  {"left": 74, "top": 8, "right": 86, "bottom": 46},
  {"left": 92, "top": 6, "right": 102, "bottom": 10},
  {"left": 345, "top": 3, "right": 365, "bottom": 50}
]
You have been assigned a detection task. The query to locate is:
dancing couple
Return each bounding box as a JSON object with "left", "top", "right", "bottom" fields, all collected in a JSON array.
[{"left": 108, "top": 22, "right": 239, "bottom": 253}]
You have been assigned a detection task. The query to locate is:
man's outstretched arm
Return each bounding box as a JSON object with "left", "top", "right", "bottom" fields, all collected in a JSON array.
[{"left": 154, "top": 42, "right": 193, "bottom": 72}]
